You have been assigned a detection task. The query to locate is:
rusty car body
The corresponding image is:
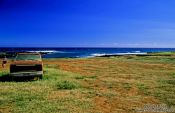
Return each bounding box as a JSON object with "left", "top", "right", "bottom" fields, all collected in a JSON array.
[{"left": 10, "top": 53, "right": 43, "bottom": 79}]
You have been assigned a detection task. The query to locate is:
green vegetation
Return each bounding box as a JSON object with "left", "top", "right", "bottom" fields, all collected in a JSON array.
[
  {"left": 0, "top": 52, "right": 175, "bottom": 112},
  {"left": 136, "top": 83, "right": 150, "bottom": 95},
  {"left": 122, "top": 82, "right": 132, "bottom": 90},
  {"left": 154, "top": 79, "right": 175, "bottom": 106},
  {"left": 75, "top": 75, "right": 97, "bottom": 80},
  {"left": 149, "top": 51, "right": 175, "bottom": 56},
  {"left": 0, "top": 52, "right": 16, "bottom": 58},
  {"left": 56, "top": 80, "right": 80, "bottom": 90},
  {"left": 0, "top": 65, "right": 93, "bottom": 113},
  {"left": 170, "top": 73, "right": 175, "bottom": 78},
  {"left": 0, "top": 71, "right": 9, "bottom": 76},
  {"left": 134, "top": 56, "right": 175, "bottom": 63}
]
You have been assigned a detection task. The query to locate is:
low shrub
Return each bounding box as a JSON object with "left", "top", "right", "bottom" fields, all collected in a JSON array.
[{"left": 56, "top": 80, "right": 80, "bottom": 90}]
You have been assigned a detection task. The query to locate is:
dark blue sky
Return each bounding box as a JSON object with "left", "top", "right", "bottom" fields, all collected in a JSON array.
[{"left": 0, "top": 0, "right": 175, "bottom": 47}]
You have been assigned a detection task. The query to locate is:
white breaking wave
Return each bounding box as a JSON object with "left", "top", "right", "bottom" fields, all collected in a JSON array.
[
  {"left": 27, "top": 50, "right": 58, "bottom": 53},
  {"left": 27, "top": 50, "right": 75, "bottom": 54},
  {"left": 115, "top": 52, "right": 147, "bottom": 55},
  {"left": 134, "top": 51, "right": 141, "bottom": 53},
  {"left": 90, "top": 53, "right": 106, "bottom": 57},
  {"left": 90, "top": 52, "right": 147, "bottom": 57}
]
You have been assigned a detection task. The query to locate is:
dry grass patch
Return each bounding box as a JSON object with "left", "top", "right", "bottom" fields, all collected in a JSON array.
[{"left": 1, "top": 55, "right": 175, "bottom": 112}]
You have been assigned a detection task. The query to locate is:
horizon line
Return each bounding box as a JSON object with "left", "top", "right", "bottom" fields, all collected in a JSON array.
[{"left": 0, "top": 46, "right": 175, "bottom": 49}]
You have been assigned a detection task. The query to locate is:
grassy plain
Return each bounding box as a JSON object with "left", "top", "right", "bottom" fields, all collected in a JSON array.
[{"left": 0, "top": 53, "right": 175, "bottom": 113}]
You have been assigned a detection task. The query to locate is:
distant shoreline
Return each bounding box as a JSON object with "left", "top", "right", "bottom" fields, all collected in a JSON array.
[
  {"left": 1, "top": 51, "right": 175, "bottom": 59},
  {"left": 98, "top": 51, "right": 175, "bottom": 57}
]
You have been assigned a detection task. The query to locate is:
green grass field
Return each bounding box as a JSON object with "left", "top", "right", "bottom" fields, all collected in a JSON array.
[
  {"left": 0, "top": 53, "right": 175, "bottom": 113},
  {"left": 0, "top": 65, "right": 93, "bottom": 113}
]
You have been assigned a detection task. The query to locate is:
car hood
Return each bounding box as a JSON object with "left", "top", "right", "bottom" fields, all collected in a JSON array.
[{"left": 11, "top": 60, "right": 43, "bottom": 65}]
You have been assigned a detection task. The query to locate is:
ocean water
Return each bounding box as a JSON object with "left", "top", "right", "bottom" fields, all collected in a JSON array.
[{"left": 0, "top": 47, "right": 175, "bottom": 58}]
